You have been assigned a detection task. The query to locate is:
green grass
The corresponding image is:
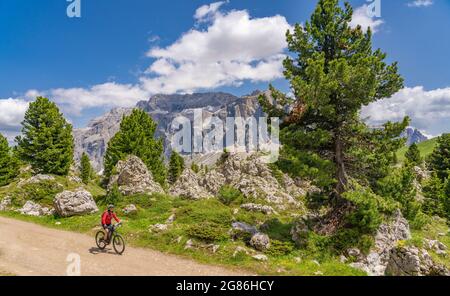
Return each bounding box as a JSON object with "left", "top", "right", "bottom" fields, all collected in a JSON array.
[{"left": 397, "top": 138, "right": 438, "bottom": 163}]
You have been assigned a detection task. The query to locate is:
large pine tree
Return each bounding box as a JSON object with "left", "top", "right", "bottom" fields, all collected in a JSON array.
[
  {"left": 15, "top": 97, "right": 74, "bottom": 175},
  {"left": 104, "top": 109, "right": 167, "bottom": 186},
  {"left": 428, "top": 133, "right": 450, "bottom": 182},
  {"left": 0, "top": 133, "right": 19, "bottom": 186},
  {"left": 80, "top": 152, "right": 93, "bottom": 184},
  {"left": 260, "top": 0, "right": 408, "bottom": 200}
]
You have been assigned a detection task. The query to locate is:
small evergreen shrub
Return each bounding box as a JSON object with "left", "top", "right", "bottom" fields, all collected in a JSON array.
[
  {"left": 264, "top": 240, "right": 294, "bottom": 256},
  {"left": 217, "top": 185, "right": 243, "bottom": 206},
  {"left": 187, "top": 222, "right": 228, "bottom": 242}
]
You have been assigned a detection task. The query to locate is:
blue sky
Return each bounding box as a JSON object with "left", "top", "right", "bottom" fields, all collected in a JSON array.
[{"left": 1, "top": 0, "right": 449, "bottom": 138}]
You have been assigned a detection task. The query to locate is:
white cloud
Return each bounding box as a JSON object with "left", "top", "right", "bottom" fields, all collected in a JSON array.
[
  {"left": 142, "top": 7, "right": 291, "bottom": 94},
  {"left": 194, "top": 1, "right": 227, "bottom": 21},
  {"left": 0, "top": 98, "right": 29, "bottom": 131},
  {"left": 407, "top": 0, "right": 433, "bottom": 8},
  {"left": 362, "top": 86, "right": 450, "bottom": 135},
  {"left": 349, "top": 5, "right": 384, "bottom": 33}
]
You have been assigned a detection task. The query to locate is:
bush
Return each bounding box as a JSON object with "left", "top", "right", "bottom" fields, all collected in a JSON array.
[
  {"left": 264, "top": 240, "right": 294, "bottom": 256},
  {"left": 217, "top": 185, "right": 243, "bottom": 206},
  {"left": 187, "top": 222, "right": 228, "bottom": 243},
  {"left": 22, "top": 180, "right": 63, "bottom": 206},
  {"left": 105, "top": 183, "right": 122, "bottom": 205},
  {"left": 176, "top": 199, "right": 233, "bottom": 227}
]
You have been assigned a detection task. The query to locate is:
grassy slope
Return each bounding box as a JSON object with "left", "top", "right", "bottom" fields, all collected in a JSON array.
[
  {"left": 397, "top": 138, "right": 438, "bottom": 163},
  {"left": 0, "top": 190, "right": 365, "bottom": 276}
]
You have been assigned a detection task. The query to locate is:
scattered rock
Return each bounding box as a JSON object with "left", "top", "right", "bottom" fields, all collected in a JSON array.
[
  {"left": 68, "top": 176, "right": 83, "bottom": 183},
  {"left": 0, "top": 196, "right": 12, "bottom": 211},
  {"left": 150, "top": 224, "right": 169, "bottom": 233},
  {"left": 347, "top": 248, "right": 362, "bottom": 259},
  {"left": 312, "top": 260, "right": 320, "bottom": 266},
  {"left": 53, "top": 188, "right": 98, "bottom": 217},
  {"left": 170, "top": 169, "right": 212, "bottom": 200},
  {"left": 18, "top": 201, "right": 53, "bottom": 217},
  {"left": 166, "top": 213, "right": 176, "bottom": 224},
  {"left": 184, "top": 239, "right": 219, "bottom": 253},
  {"left": 123, "top": 204, "right": 138, "bottom": 215},
  {"left": 314, "top": 271, "right": 324, "bottom": 276},
  {"left": 294, "top": 257, "right": 302, "bottom": 264},
  {"left": 423, "top": 239, "right": 447, "bottom": 253},
  {"left": 252, "top": 254, "right": 268, "bottom": 261},
  {"left": 231, "top": 222, "right": 258, "bottom": 236},
  {"left": 233, "top": 246, "right": 250, "bottom": 257},
  {"left": 108, "top": 155, "right": 164, "bottom": 196},
  {"left": 232, "top": 208, "right": 239, "bottom": 215},
  {"left": 340, "top": 255, "right": 348, "bottom": 263},
  {"left": 55, "top": 222, "right": 62, "bottom": 225},
  {"left": 413, "top": 166, "right": 430, "bottom": 182},
  {"left": 249, "top": 233, "right": 271, "bottom": 251},
  {"left": 18, "top": 174, "right": 55, "bottom": 187},
  {"left": 385, "top": 246, "right": 450, "bottom": 276},
  {"left": 240, "top": 203, "right": 276, "bottom": 215}
]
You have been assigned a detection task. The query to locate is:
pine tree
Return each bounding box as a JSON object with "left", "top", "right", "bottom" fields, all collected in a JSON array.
[
  {"left": 80, "top": 153, "right": 92, "bottom": 184},
  {"left": 260, "top": 0, "right": 407, "bottom": 199},
  {"left": 15, "top": 97, "right": 74, "bottom": 175},
  {"left": 429, "top": 133, "right": 450, "bottom": 182},
  {"left": 104, "top": 109, "right": 167, "bottom": 186},
  {"left": 405, "top": 143, "right": 422, "bottom": 166},
  {"left": 0, "top": 133, "right": 19, "bottom": 186},
  {"left": 168, "top": 151, "right": 185, "bottom": 184},
  {"left": 191, "top": 162, "right": 199, "bottom": 174}
]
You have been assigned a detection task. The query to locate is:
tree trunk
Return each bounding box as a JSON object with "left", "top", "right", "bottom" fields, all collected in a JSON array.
[{"left": 334, "top": 135, "right": 348, "bottom": 198}]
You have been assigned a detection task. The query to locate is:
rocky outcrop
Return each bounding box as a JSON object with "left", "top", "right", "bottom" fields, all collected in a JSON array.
[
  {"left": 385, "top": 246, "right": 449, "bottom": 276},
  {"left": 18, "top": 174, "right": 55, "bottom": 187},
  {"left": 18, "top": 201, "right": 53, "bottom": 216},
  {"left": 202, "top": 153, "right": 303, "bottom": 205},
  {"left": 53, "top": 188, "right": 98, "bottom": 217},
  {"left": 350, "top": 210, "right": 411, "bottom": 276},
  {"left": 423, "top": 239, "right": 447, "bottom": 256},
  {"left": 108, "top": 156, "right": 164, "bottom": 196},
  {"left": 169, "top": 169, "right": 212, "bottom": 200}
]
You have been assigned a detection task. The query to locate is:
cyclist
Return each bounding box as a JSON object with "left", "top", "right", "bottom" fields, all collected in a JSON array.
[{"left": 101, "top": 204, "right": 121, "bottom": 243}]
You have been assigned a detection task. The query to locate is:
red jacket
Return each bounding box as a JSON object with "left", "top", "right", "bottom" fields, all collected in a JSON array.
[{"left": 101, "top": 211, "right": 120, "bottom": 225}]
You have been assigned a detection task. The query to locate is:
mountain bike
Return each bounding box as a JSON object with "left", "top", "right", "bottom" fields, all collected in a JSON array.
[{"left": 95, "top": 222, "right": 126, "bottom": 255}]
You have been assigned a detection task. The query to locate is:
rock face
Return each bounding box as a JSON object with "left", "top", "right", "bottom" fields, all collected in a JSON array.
[
  {"left": 108, "top": 156, "right": 164, "bottom": 196},
  {"left": 350, "top": 210, "right": 412, "bottom": 276},
  {"left": 385, "top": 246, "right": 449, "bottom": 276},
  {"left": 19, "top": 201, "right": 53, "bottom": 216},
  {"left": 53, "top": 188, "right": 98, "bottom": 217},
  {"left": 169, "top": 169, "right": 212, "bottom": 200},
  {"left": 240, "top": 203, "right": 275, "bottom": 215},
  {"left": 74, "top": 107, "right": 132, "bottom": 172},
  {"left": 0, "top": 196, "right": 12, "bottom": 211},
  {"left": 401, "top": 127, "right": 429, "bottom": 146}
]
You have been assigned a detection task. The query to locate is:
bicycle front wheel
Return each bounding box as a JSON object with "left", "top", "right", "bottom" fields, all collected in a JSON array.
[{"left": 112, "top": 234, "right": 126, "bottom": 255}]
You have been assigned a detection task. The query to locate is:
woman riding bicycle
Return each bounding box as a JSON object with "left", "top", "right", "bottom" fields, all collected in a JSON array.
[{"left": 101, "top": 204, "right": 121, "bottom": 243}]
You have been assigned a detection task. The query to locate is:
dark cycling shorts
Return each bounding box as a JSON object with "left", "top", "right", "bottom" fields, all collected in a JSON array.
[{"left": 103, "top": 224, "right": 113, "bottom": 231}]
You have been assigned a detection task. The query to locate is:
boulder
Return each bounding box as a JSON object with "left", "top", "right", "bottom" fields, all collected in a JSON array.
[
  {"left": 19, "top": 201, "right": 53, "bottom": 216},
  {"left": 252, "top": 254, "right": 268, "bottom": 261},
  {"left": 423, "top": 239, "right": 447, "bottom": 255},
  {"left": 291, "top": 216, "right": 311, "bottom": 247},
  {"left": 53, "top": 188, "right": 98, "bottom": 217},
  {"left": 108, "top": 155, "right": 164, "bottom": 196},
  {"left": 249, "top": 233, "right": 271, "bottom": 251},
  {"left": 350, "top": 210, "right": 411, "bottom": 276},
  {"left": 123, "top": 204, "right": 137, "bottom": 215},
  {"left": 231, "top": 222, "right": 258, "bottom": 236},
  {"left": 240, "top": 203, "right": 275, "bottom": 215},
  {"left": 149, "top": 223, "right": 169, "bottom": 233},
  {"left": 385, "top": 246, "right": 450, "bottom": 276},
  {"left": 169, "top": 169, "right": 212, "bottom": 200}
]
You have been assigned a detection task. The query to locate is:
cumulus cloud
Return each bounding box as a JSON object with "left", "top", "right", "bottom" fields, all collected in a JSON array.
[
  {"left": 362, "top": 86, "right": 450, "bottom": 136},
  {"left": 349, "top": 4, "right": 384, "bottom": 33},
  {"left": 407, "top": 0, "right": 433, "bottom": 8},
  {"left": 142, "top": 7, "right": 291, "bottom": 94},
  {"left": 0, "top": 98, "right": 29, "bottom": 131}
]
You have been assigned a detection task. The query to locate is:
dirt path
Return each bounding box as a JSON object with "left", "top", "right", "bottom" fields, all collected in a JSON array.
[{"left": 0, "top": 216, "right": 249, "bottom": 276}]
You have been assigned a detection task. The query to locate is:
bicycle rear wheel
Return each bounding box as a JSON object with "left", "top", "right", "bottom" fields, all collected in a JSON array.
[
  {"left": 113, "top": 234, "right": 125, "bottom": 255},
  {"left": 95, "top": 231, "right": 107, "bottom": 250}
]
